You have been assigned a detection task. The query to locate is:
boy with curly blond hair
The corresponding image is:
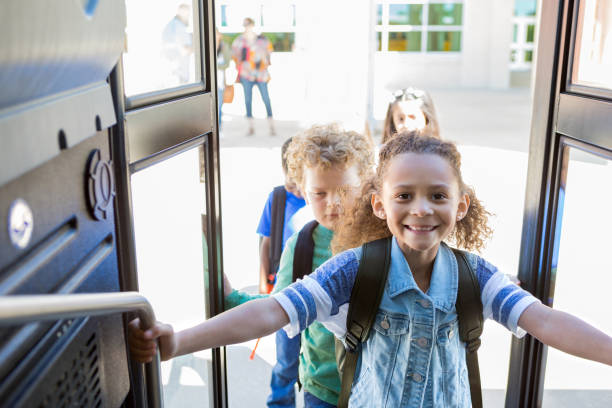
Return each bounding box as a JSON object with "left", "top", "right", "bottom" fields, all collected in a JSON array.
[{"left": 223, "top": 124, "right": 374, "bottom": 407}]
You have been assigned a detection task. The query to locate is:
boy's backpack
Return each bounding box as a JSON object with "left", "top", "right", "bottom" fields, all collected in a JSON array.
[
  {"left": 268, "top": 185, "right": 287, "bottom": 286},
  {"left": 335, "top": 237, "right": 484, "bottom": 408},
  {"left": 290, "top": 220, "right": 320, "bottom": 391},
  {"left": 292, "top": 220, "right": 319, "bottom": 282}
]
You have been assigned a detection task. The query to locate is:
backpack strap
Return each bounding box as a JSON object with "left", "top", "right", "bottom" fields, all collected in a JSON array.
[
  {"left": 452, "top": 248, "right": 484, "bottom": 408},
  {"left": 268, "top": 186, "right": 287, "bottom": 281},
  {"left": 292, "top": 220, "right": 319, "bottom": 282},
  {"left": 338, "top": 237, "right": 392, "bottom": 408}
]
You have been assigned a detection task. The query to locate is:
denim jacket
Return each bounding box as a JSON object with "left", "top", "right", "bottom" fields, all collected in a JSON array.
[
  {"left": 350, "top": 240, "right": 472, "bottom": 407},
  {"left": 274, "top": 238, "right": 539, "bottom": 408}
]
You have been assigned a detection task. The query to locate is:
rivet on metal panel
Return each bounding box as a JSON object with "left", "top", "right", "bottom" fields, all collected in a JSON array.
[{"left": 8, "top": 198, "right": 34, "bottom": 249}]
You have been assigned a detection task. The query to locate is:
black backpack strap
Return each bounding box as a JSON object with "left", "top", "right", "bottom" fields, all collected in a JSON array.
[
  {"left": 292, "top": 220, "right": 319, "bottom": 282},
  {"left": 338, "top": 237, "right": 392, "bottom": 408},
  {"left": 452, "top": 248, "right": 484, "bottom": 408},
  {"left": 268, "top": 186, "right": 287, "bottom": 281}
]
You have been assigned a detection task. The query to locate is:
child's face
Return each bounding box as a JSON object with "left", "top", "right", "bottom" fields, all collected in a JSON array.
[
  {"left": 284, "top": 175, "right": 303, "bottom": 199},
  {"left": 372, "top": 153, "right": 469, "bottom": 258},
  {"left": 302, "top": 164, "right": 361, "bottom": 231},
  {"left": 392, "top": 101, "right": 427, "bottom": 133}
]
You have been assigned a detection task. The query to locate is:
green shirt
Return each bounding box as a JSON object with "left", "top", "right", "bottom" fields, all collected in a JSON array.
[{"left": 225, "top": 225, "right": 340, "bottom": 405}]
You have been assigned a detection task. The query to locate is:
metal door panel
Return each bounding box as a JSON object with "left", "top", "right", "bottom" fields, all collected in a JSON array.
[
  {"left": 557, "top": 94, "right": 612, "bottom": 150},
  {"left": 0, "top": 133, "right": 130, "bottom": 406},
  {"left": 507, "top": 0, "right": 612, "bottom": 406},
  {"left": 126, "top": 93, "right": 213, "bottom": 166}
]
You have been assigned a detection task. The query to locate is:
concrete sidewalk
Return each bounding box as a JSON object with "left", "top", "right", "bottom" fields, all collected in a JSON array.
[{"left": 219, "top": 88, "right": 533, "bottom": 152}]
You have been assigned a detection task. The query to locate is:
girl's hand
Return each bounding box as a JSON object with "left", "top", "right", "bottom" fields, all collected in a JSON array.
[{"left": 128, "top": 318, "right": 177, "bottom": 362}]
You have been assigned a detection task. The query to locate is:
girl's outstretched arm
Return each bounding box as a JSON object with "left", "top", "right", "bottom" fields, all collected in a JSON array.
[
  {"left": 518, "top": 302, "right": 612, "bottom": 366},
  {"left": 129, "top": 297, "right": 289, "bottom": 362}
]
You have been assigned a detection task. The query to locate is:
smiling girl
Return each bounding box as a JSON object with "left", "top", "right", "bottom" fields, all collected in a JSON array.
[{"left": 382, "top": 88, "right": 440, "bottom": 143}]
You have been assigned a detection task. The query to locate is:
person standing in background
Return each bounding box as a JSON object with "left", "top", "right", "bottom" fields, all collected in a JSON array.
[
  {"left": 161, "top": 3, "right": 193, "bottom": 85},
  {"left": 232, "top": 17, "right": 276, "bottom": 136},
  {"left": 216, "top": 28, "right": 232, "bottom": 132}
]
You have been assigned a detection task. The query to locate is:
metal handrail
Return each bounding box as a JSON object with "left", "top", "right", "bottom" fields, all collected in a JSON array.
[{"left": 0, "top": 291, "right": 163, "bottom": 408}]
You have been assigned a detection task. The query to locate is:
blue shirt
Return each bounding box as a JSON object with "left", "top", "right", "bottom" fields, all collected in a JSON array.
[
  {"left": 256, "top": 188, "right": 307, "bottom": 249},
  {"left": 274, "top": 238, "right": 540, "bottom": 407}
]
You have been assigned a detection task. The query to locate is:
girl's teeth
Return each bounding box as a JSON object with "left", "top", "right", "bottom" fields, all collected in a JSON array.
[{"left": 410, "top": 226, "right": 434, "bottom": 231}]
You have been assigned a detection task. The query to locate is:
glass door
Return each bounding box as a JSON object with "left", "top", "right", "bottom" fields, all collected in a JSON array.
[
  {"left": 110, "top": 1, "right": 226, "bottom": 407},
  {"left": 506, "top": 0, "right": 612, "bottom": 406}
]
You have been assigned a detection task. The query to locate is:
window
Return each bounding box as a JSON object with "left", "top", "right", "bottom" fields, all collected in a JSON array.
[
  {"left": 123, "top": 0, "right": 200, "bottom": 97},
  {"left": 571, "top": 0, "right": 612, "bottom": 91},
  {"left": 427, "top": 31, "right": 461, "bottom": 52},
  {"left": 510, "top": 0, "right": 537, "bottom": 70},
  {"left": 376, "top": 1, "right": 463, "bottom": 53},
  {"left": 541, "top": 145, "right": 612, "bottom": 407},
  {"left": 389, "top": 31, "right": 422, "bottom": 52},
  {"left": 216, "top": 2, "right": 296, "bottom": 52},
  {"left": 389, "top": 4, "right": 423, "bottom": 25}
]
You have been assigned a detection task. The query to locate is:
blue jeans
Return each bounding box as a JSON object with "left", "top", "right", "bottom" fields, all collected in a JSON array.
[
  {"left": 304, "top": 391, "right": 336, "bottom": 408},
  {"left": 217, "top": 87, "right": 224, "bottom": 130},
  {"left": 240, "top": 78, "right": 273, "bottom": 118},
  {"left": 266, "top": 330, "right": 300, "bottom": 408}
]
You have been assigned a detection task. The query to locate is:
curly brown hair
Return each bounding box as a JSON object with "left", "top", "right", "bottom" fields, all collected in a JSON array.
[
  {"left": 286, "top": 123, "right": 375, "bottom": 189},
  {"left": 332, "top": 130, "right": 492, "bottom": 254}
]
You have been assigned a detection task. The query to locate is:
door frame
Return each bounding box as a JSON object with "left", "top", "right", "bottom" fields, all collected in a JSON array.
[
  {"left": 109, "top": 1, "right": 228, "bottom": 407},
  {"left": 506, "top": 0, "right": 612, "bottom": 406}
]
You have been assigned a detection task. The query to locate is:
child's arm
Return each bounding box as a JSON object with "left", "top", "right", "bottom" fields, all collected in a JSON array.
[
  {"left": 224, "top": 235, "right": 297, "bottom": 309},
  {"left": 259, "top": 236, "right": 272, "bottom": 293},
  {"left": 518, "top": 302, "right": 612, "bottom": 366},
  {"left": 129, "top": 297, "right": 289, "bottom": 363}
]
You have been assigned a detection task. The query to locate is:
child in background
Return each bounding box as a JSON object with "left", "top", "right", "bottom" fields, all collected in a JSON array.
[
  {"left": 252, "top": 136, "right": 306, "bottom": 408},
  {"left": 223, "top": 124, "right": 374, "bottom": 407},
  {"left": 129, "top": 132, "right": 612, "bottom": 407},
  {"left": 257, "top": 137, "right": 307, "bottom": 295},
  {"left": 382, "top": 88, "right": 440, "bottom": 143}
]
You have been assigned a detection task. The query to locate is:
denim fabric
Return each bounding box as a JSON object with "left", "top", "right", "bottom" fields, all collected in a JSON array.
[
  {"left": 267, "top": 330, "right": 301, "bottom": 408},
  {"left": 349, "top": 240, "right": 471, "bottom": 407},
  {"left": 217, "top": 87, "right": 224, "bottom": 130},
  {"left": 304, "top": 391, "right": 337, "bottom": 408},
  {"left": 240, "top": 78, "right": 273, "bottom": 117},
  {"left": 275, "top": 237, "right": 539, "bottom": 407}
]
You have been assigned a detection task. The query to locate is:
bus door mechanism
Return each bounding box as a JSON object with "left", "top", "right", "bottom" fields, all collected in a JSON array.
[
  {"left": 0, "top": 2, "right": 146, "bottom": 407},
  {"left": 0, "top": 292, "right": 163, "bottom": 408}
]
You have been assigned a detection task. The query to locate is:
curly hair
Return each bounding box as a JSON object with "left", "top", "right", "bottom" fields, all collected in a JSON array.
[
  {"left": 286, "top": 123, "right": 375, "bottom": 188},
  {"left": 382, "top": 89, "right": 440, "bottom": 144},
  {"left": 281, "top": 136, "right": 293, "bottom": 174},
  {"left": 332, "top": 130, "right": 492, "bottom": 254}
]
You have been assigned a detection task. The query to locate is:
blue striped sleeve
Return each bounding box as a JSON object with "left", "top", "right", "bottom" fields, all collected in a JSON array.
[
  {"left": 310, "top": 249, "right": 360, "bottom": 313},
  {"left": 476, "top": 256, "right": 540, "bottom": 337},
  {"left": 272, "top": 249, "right": 359, "bottom": 338}
]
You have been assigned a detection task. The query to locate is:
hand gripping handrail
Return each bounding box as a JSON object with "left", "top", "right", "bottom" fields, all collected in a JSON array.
[{"left": 0, "top": 291, "right": 163, "bottom": 408}]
